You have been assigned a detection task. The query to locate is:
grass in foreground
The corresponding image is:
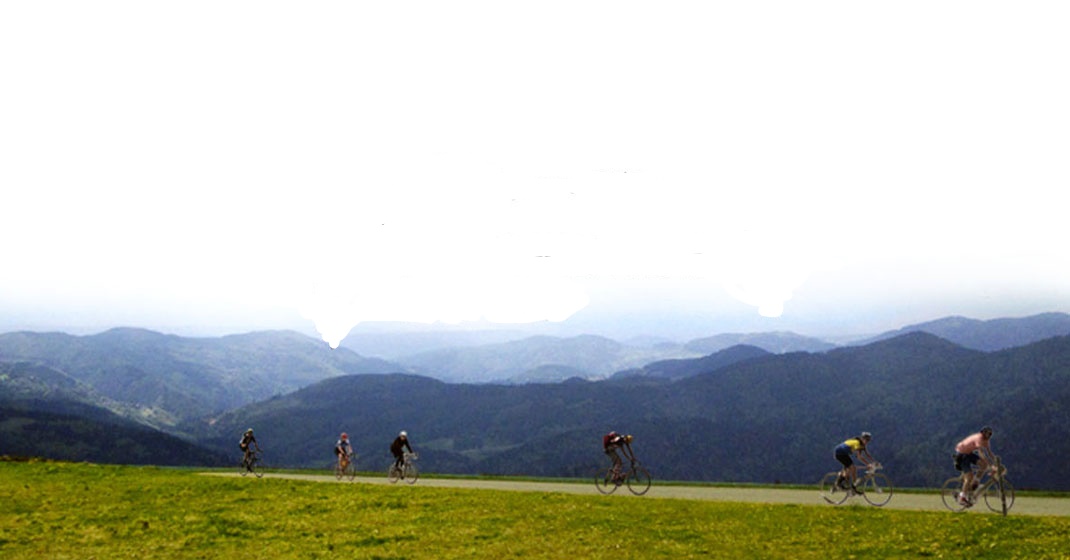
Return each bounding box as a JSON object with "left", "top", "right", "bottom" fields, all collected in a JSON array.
[{"left": 2, "top": 461, "right": 1069, "bottom": 559}]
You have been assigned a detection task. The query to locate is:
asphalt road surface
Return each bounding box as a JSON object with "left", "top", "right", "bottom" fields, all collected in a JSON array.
[{"left": 209, "top": 472, "right": 1070, "bottom": 517}]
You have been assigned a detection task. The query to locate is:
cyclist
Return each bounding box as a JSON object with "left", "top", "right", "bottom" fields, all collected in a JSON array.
[
  {"left": 239, "top": 428, "right": 260, "bottom": 468},
  {"left": 603, "top": 431, "right": 636, "bottom": 481},
  {"left": 954, "top": 426, "right": 995, "bottom": 506},
  {"left": 335, "top": 432, "right": 354, "bottom": 472},
  {"left": 391, "top": 430, "right": 414, "bottom": 470},
  {"left": 833, "top": 432, "right": 875, "bottom": 492}
]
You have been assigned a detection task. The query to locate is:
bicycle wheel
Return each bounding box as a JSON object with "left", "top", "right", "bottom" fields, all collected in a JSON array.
[
  {"left": 626, "top": 466, "right": 652, "bottom": 496},
  {"left": 387, "top": 464, "right": 401, "bottom": 483},
  {"left": 860, "top": 473, "right": 893, "bottom": 506},
  {"left": 820, "top": 472, "right": 849, "bottom": 505},
  {"left": 984, "top": 478, "right": 1015, "bottom": 514},
  {"left": 940, "top": 477, "right": 968, "bottom": 512},
  {"left": 253, "top": 455, "right": 265, "bottom": 478},
  {"left": 403, "top": 462, "right": 418, "bottom": 485},
  {"left": 337, "top": 461, "right": 356, "bottom": 481},
  {"left": 594, "top": 468, "right": 618, "bottom": 495}
]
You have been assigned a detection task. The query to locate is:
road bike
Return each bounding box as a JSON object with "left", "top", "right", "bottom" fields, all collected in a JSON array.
[
  {"left": 819, "top": 463, "right": 893, "bottom": 506},
  {"left": 335, "top": 452, "right": 357, "bottom": 482},
  {"left": 595, "top": 459, "right": 652, "bottom": 496},
  {"left": 940, "top": 455, "right": 1014, "bottom": 515},
  {"left": 388, "top": 452, "right": 418, "bottom": 484},
  {"left": 239, "top": 449, "right": 265, "bottom": 478}
]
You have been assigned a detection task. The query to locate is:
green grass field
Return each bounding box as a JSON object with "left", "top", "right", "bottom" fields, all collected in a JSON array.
[{"left": 2, "top": 461, "right": 1069, "bottom": 559}]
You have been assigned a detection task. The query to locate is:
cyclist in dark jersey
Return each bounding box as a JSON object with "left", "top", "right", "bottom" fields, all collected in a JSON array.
[
  {"left": 391, "top": 431, "right": 414, "bottom": 469},
  {"left": 603, "top": 431, "right": 636, "bottom": 479},
  {"left": 239, "top": 428, "right": 260, "bottom": 467}
]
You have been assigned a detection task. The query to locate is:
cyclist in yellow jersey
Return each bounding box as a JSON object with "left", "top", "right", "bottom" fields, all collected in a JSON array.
[{"left": 833, "top": 432, "right": 875, "bottom": 491}]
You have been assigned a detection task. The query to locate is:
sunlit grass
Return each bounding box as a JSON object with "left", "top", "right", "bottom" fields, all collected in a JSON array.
[{"left": 2, "top": 461, "right": 1069, "bottom": 559}]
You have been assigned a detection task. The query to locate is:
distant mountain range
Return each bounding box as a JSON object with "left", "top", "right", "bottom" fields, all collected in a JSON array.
[
  {"left": 3, "top": 312, "right": 1070, "bottom": 485},
  {"left": 854, "top": 312, "right": 1070, "bottom": 351},
  {"left": 0, "top": 328, "right": 401, "bottom": 431},
  {"left": 200, "top": 332, "right": 1070, "bottom": 490}
]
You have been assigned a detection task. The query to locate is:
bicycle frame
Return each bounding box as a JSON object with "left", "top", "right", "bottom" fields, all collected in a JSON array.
[
  {"left": 820, "top": 463, "right": 892, "bottom": 506},
  {"left": 940, "top": 455, "right": 1013, "bottom": 515}
]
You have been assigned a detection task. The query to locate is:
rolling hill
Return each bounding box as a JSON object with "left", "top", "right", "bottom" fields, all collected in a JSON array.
[
  {"left": 0, "top": 328, "right": 404, "bottom": 429},
  {"left": 858, "top": 312, "right": 1070, "bottom": 351},
  {"left": 198, "top": 332, "right": 1070, "bottom": 490}
]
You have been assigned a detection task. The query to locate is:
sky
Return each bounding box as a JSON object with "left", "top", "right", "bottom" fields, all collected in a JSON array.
[{"left": 3, "top": 2, "right": 1069, "bottom": 347}]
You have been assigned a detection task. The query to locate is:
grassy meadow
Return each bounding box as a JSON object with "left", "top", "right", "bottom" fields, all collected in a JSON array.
[{"left": 2, "top": 461, "right": 1069, "bottom": 559}]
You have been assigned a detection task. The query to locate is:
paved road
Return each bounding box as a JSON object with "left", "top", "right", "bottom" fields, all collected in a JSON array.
[{"left": 208, "top": 472, "right": 1070, "bottom": 517}]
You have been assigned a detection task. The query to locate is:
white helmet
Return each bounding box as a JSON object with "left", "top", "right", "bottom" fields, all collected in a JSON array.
[{"left": 399, "top": 431, "right": 407, "bottom": 438}]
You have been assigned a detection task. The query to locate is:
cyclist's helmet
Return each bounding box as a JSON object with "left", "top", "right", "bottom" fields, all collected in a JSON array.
[
  {"left": 980, "top": 426, "right": 993, "bottom": 436},
  {"left": 624, "top": 435, "right": 634, "bottom": 443},
  {"left": 860, "top": 431, "right": 872, "bottom": 440},
  {"left": 245, "top": 428, "right": 254, "bottom": 435},
  {"left": 340, "top": 432, "right": 348, "bottom": 440},
  {"left": 399, "top": 431, "right": 407, "bottom": 438}
]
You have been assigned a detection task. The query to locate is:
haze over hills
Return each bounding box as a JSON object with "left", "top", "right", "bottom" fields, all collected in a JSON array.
[{"left": 0, "top": 328, "right": 403, "bottom": 430}]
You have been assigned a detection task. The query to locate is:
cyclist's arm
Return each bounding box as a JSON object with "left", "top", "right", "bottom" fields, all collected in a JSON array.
[
  {"left": 623, "top": 442, "right": 637, "bottom": 461},
  {"left": 979, "top": 445, "right": 997, "bottom": 468}
]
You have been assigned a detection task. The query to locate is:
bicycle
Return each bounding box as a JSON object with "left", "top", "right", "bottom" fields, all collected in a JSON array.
[
  {"left": 239, "top": 449, "right": 265, "bottom": 479},
  {"left": 819, "top": 463, "right": 893, "bottom": 506},
  {"left": 940, "top": 455, "right": 1014, "bottom": 515},
  {"left": 387, "top": 452, "right": 418, "bottom": 484},
  {"left": 595, "top": 459, "right": 652, "bottom": 496},
  {"left": 335, "top": 452, "right": 357, "bottom": 482}
]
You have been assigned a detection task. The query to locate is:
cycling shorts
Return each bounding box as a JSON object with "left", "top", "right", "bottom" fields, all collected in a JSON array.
[
  {"left": 954, "top": 451, "right": 981, "bottom": 472},
  {"left": 834, "top": 444, "right": 854, "bottom": 468}
]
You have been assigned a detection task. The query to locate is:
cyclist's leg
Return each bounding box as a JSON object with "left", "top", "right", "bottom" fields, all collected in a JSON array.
[
  {"left": 606, "top": 448, "right": 622, "bottom": 479},
  {"left": 955, "top": 452, "right": 978, "bottom": 502},
  {"left": 834, "top": 448, "right": 853, "bottom": 488}
]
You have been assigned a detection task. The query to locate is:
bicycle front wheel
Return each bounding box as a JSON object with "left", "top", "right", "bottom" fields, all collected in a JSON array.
[
  {"left": 820, "top": 472, "right": 849, "bottom": 505},
  {"left": 860, "top": 473, "right": 893, "bottom": 506},
  {"left": 337, "top": 461, "right": 356, "bottom": 482},
  {"left": 626, "top": 466, "right": 652, "bottom": 496},
  {"left": 984, "top": 478, "right": 1015, "bottom": 514},
  {"left": 940, "top": 477, "right": 968, "bottom": 512},
  {"left": 403, "top": 463, "right": 418, "bottom": 484},
  {"left": 594, "top": 468, "right": 618, "bottom": 495}
]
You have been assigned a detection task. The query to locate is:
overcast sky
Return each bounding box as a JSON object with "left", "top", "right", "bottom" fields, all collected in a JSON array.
[{"left": 3, "top": 2, "right": 1068, "bottom": 347}]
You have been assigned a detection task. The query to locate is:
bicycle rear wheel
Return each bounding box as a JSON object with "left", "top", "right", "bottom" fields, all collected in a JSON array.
[
  {"left": 820, "top": 472, "right": 849, "bottom": 505},
  {"left": 403, "top": 462, "right": 418, "bottom": 484},
  {"left": 626, "top": 466, "right": 652, "bottom": 496},
  {"left": 387, "top": 464, "right": 401, "bottom": 483},
  {"left": 984, "top": 478, "right": 1015, "bottom": 514},
  {"left": 940, "top": 477, "right": 968, "bottom": 512},
  {"left": 594, "top": 468, "right": 618, "bottom": 495},
  {"left": 860, "top": 473, "right": 893, "bottom": 506}
]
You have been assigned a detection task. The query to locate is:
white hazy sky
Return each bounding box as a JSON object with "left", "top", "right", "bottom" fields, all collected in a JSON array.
[{"left": 3, "top": 2, "right": 1069, "bottom": 347}]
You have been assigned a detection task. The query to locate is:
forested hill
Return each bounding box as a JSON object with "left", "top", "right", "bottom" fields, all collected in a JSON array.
[
  {"left": 0, "top": 328, "right": 403, "bottom": 428},
  {"left": 860, "top": 312, "right": 1070, "bottom": 351},
  {"left": 200, "top": 332, "right": 1070, "bottom": 490}
]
